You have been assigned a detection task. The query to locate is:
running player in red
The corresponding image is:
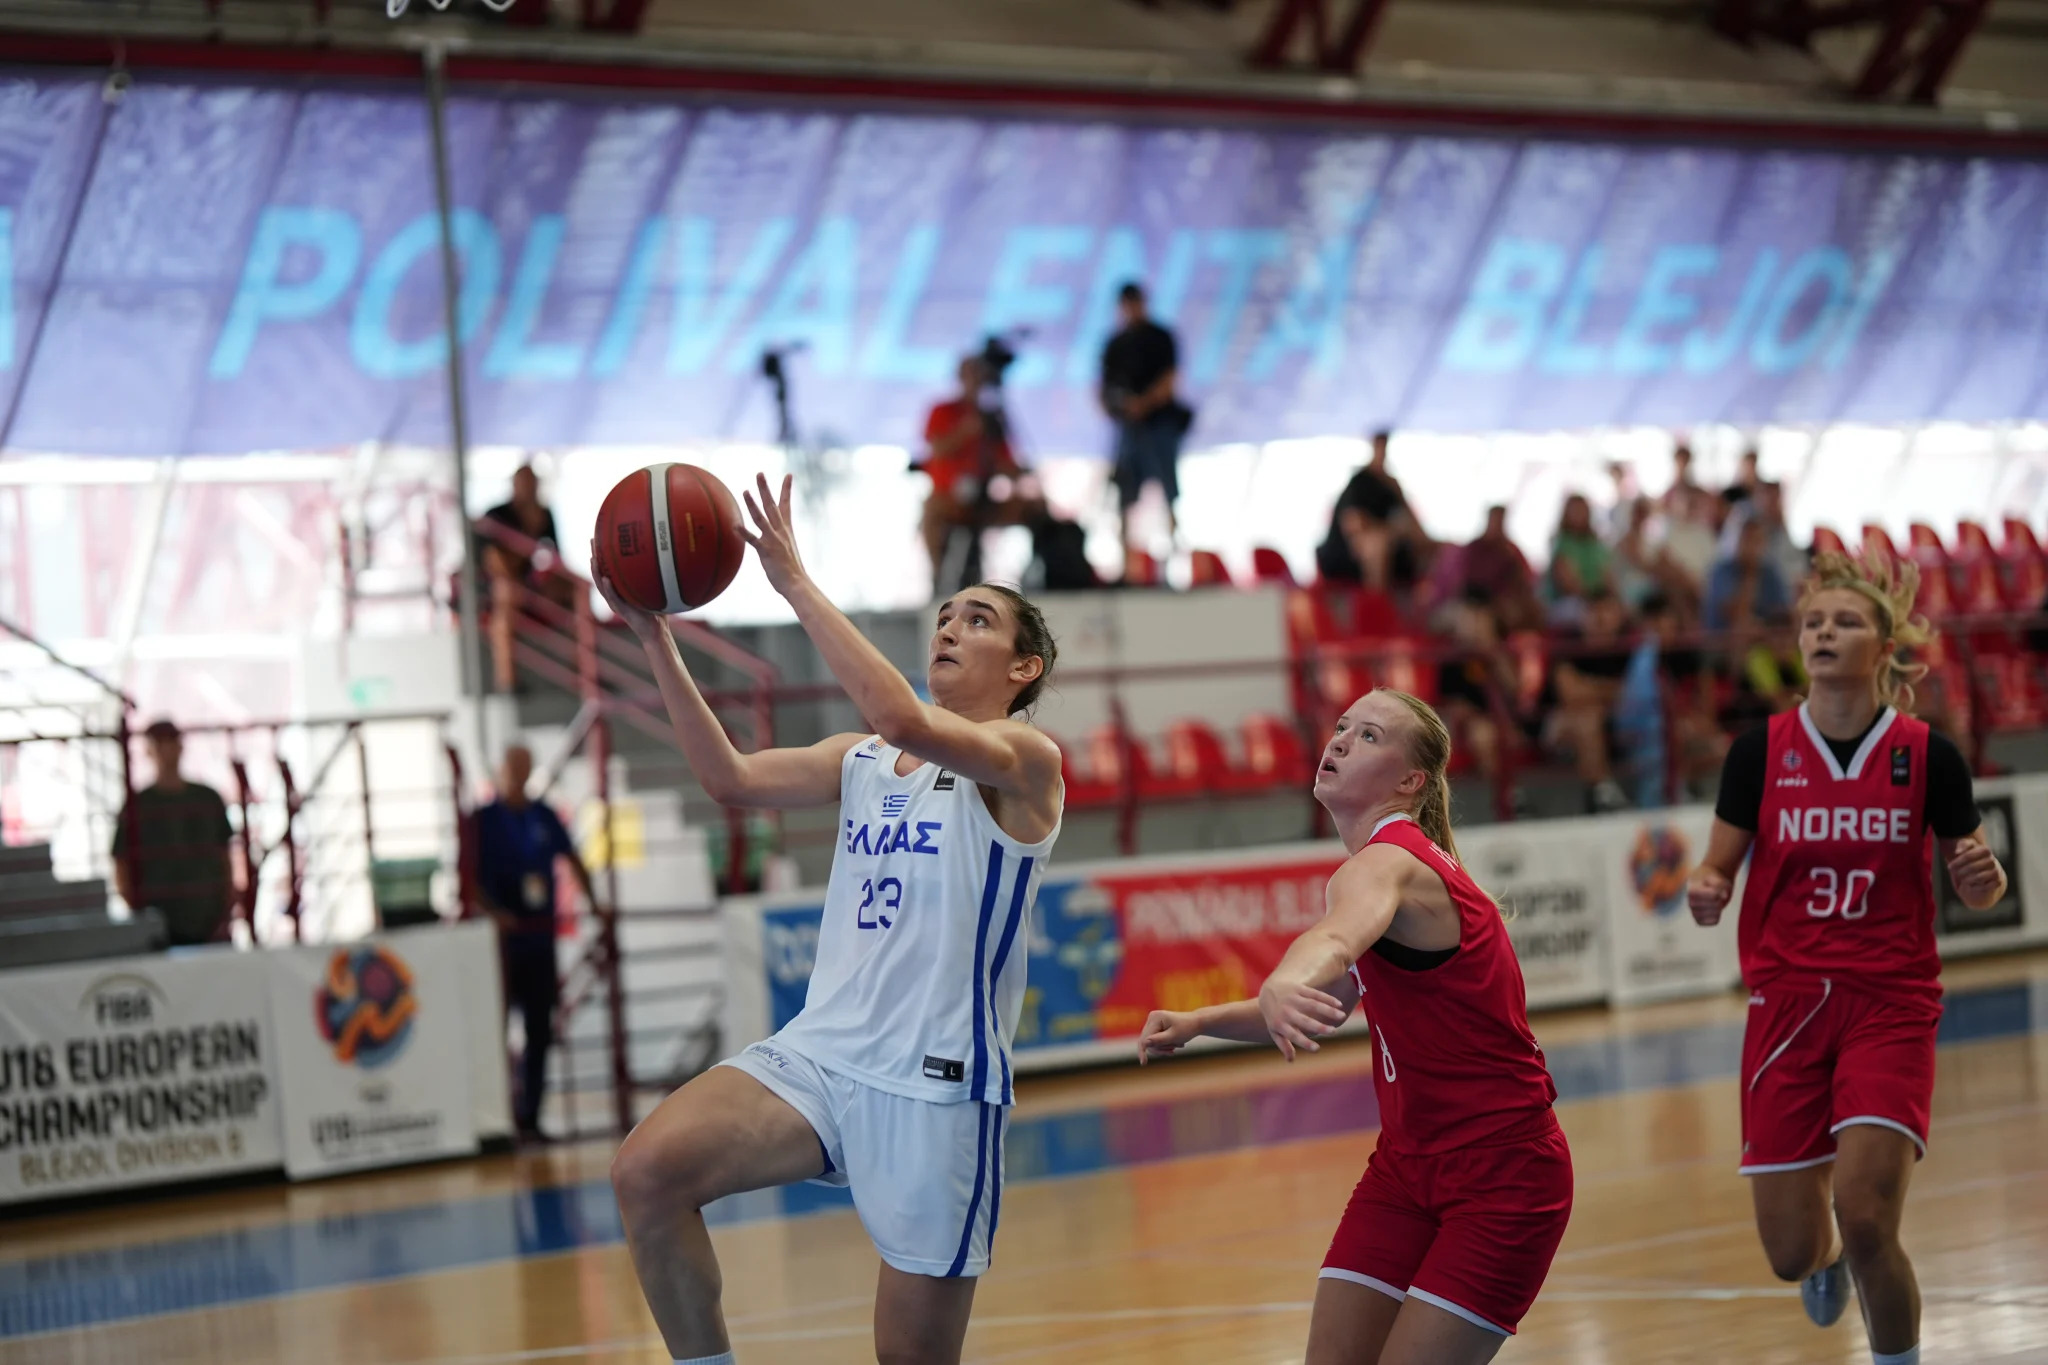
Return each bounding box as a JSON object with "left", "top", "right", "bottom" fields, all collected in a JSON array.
[
  {"left": 1688, "top": 550, "right": 2008, "bottom": 1365},
  {"left": 1139, "top": 689, "right": 1570, "bottom": 1365}
]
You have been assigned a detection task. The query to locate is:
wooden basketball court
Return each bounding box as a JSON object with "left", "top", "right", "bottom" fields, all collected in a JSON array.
[{"left": 7, "top": 951, "right": 2048, "bottom": 1364}]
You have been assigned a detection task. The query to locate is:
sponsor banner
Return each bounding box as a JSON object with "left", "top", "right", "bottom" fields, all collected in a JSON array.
[
  {"left": 269, "top": 930, "right": 477, "bottom": 1179},
  {"left": 1601, "top": 808, "right": 1743, "bottom": 1006},
  {"left": 727, "top": 831, "right": 1609, "bottom": 1069},
  {"left": 0, "top": 952, "right": 280, "bottom": 1203},
  {"left": 1459, "top": 822, "right": 1609, "bottom": 1008},
  {"left": 1933, "top": 775, "right": 2048, "bottom": 958},
  {"left": 7, "top": 74, "right": 2048, "bottom": 459}
]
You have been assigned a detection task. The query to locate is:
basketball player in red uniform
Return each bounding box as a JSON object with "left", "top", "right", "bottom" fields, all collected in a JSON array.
[
  {"left": 1689, "top": 550, "right": 2008, "bottom": 1365},
  {"left": 1139, "top": 689, "right": 1570, "bottom": 1364}
]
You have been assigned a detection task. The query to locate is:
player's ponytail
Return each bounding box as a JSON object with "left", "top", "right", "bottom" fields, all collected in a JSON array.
[
  {"left": 1374, "top": 688, "right": 1461, "bottom": 864},
  {"left": 1798, "top": 549, "right": 1932, "bottom": 713},
  {"left": 978, "top": 584, "right": 1058, "bottom": 716}
]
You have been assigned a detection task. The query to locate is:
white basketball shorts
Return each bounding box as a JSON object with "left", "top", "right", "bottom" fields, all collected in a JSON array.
[{"left": 718, "top": 1035, "right": 1009, "bottom": 1278}]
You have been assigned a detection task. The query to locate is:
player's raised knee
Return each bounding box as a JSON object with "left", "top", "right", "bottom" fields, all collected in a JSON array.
[
  {"left": 1759, "top": 1224, "right": 1831, "bottom": 1282},
  {"left": 611, "top": 1115, "right": 718, "bottom": 1213}
]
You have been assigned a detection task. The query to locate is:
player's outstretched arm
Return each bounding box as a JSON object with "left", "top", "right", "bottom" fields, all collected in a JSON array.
[
  {"left": 1257, "top": 848, "right": 1401, "bottom": 1059},
  {"left": 1687, "top": 818, "right": 1754, "bottom": 927},
  {"left": 595, "top": 553, "right": 859, "bottom": 809},
  {"left": 1940, "top": 829, "right": 2008, "bottom": 910},
  {"left": 740, "top": 474, "right": 1060, "bottom": 798}
]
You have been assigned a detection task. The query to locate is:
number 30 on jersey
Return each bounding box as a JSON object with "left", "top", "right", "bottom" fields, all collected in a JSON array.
[{"left": 1805, "top": 865, "right": 1875, "bottom": 919}]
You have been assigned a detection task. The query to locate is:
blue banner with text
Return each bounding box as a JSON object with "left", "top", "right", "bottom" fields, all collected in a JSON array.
[{"left": 4, "top": 73, "right": 2046, "bottom": 456}]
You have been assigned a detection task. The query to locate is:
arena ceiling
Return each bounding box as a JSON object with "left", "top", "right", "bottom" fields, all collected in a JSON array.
[{"left": 3, "top": 0, "right": 2048, "bottom": 134}]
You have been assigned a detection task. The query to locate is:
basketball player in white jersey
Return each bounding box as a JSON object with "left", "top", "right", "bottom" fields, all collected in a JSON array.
[{"left": 599, "top": 474, "right": 1063, "bottom": 1365}]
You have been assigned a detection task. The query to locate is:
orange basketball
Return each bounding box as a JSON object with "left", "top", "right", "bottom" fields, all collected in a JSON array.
[{"left": 594, "top": 464, "right": 747, "bottom": 614}]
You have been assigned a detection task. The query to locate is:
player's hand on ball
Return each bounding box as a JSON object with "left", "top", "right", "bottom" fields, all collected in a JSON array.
[
  {"left": 1137, "top": 1011, "right": 1200, "bottom": 1064},
  {"left": 1258, "top": 979, "right": 1348, "bottom": 1062},
  {"left": 590, "top": 538, "right": 661, "bottom": 636},
  {"left": 739, "top": 473, "right": 809, "bottom": 598},
  {"left": 1947, "top": 838, "right": 2004, "bottom": 905},
  {"left": 1687, "top": 865, "right": 1733, "bottom": 926}
]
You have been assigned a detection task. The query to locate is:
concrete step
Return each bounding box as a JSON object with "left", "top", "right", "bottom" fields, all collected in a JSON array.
[
  {"left": 0, "top": 843, "right": 54, "bottom": 876},
  {"left": 0, "top": 907, "right": 165, "bottom": 970}
]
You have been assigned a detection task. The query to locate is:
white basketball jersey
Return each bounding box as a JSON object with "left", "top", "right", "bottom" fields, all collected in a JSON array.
[{"left": 774, "top": 736, "right": 1059, "bottom": 1107}]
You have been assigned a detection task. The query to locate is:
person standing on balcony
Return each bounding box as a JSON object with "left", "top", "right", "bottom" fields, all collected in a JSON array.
[
  {"left": 112, "top": 719, "right": 235, "bottom": 949},
  {"left": 1101, "top": 282, "right": 1192, "bottom": 576},
  {"left": 478, "top": 463, "right": 578, "bottom": 694},
  {"left": 473, "top": 742, "right": 600, "bottom": 1142}
]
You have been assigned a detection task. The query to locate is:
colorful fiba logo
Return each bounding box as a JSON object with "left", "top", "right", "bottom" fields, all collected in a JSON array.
[
  {"left": 1629, "top": 824, "right": 1692, "bottom": 918},
  {"left": 314, "top": 945, "right": 419, "bottom": 1068}
]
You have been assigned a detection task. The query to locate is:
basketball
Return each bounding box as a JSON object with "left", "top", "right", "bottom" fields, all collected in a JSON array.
[{"left": 594, "top": 463, "right": 748, "bottom": 613}]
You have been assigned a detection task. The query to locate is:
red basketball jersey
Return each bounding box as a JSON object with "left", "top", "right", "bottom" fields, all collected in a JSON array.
[
  {"left": 1740, "top": 705, "right": 1939, "bottom": 1003},
  {"left": 1347, "top": 815, "right": 1558, "bottom": 1154}
]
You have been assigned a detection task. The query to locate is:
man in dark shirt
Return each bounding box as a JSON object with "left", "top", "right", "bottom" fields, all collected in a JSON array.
[
  {"left": 112, "top": 720, "right": 235, "bottom": 948},
  {"left": 472, "top": 743, "right": 600, "bottom": 1140},
  {"left": 1099, "top": 282, "right": 1189, "bottom": 573},
  {"left": 478, "top": 464, "right": 577, "bottom": 694}
]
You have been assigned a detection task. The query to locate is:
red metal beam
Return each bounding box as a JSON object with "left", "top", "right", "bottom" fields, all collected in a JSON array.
[
  {"left": 1249, "top": 0, "right": 1392, "bottom": 73},
  {"left": 5, "top": 26, "right": 2046, "bottom": 154},
  {"left": 1712, "top": 0, "right": 1995, "bottom": 104}
]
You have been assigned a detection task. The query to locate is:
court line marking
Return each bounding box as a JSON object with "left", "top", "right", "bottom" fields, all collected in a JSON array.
[
  {"left": 381, "top": 1281, "right": 2048, "bottom": 1365},
  {"left": 11, "top": 1029, "right": 2048, "bottom": 1346}
]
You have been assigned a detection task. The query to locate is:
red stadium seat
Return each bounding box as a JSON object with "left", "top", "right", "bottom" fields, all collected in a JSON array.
[
  {"left": 1143, "top": 721, "right": 1212, "bottom": 801},
  {"left": 2003, "top": 519, "right": 2047, "bottom": 610},
  {"left": 1052, "top": 732, "right": 1119, "bottom": 808},
  {"left": 1241, "top": 714, "right": 1313, "bottom": 788},
  {"left": 1124, "top": 549, "right": 1162, "bottom": 587},
  {"left": 1170, "top": 718, "right": 1271, "bottom": 795},
  {"left": 1811, "top": 525, "right": 1850, "bottom": 558},
  {"left": 1904, "top": 524, "right": 1954, "bottom": 620},
  {"left": 1952, "top": 521, "right": 2010, "bottom": 612},
  {"left": 1189, "top": 550, "right": 1235, "bottom": 589},
  {"left": 1251, "top": 547, "right": 1297, "bottom": 588}
]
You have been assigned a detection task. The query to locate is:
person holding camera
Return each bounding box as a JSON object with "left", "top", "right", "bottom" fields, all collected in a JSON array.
[
  {"left": 1100, "top": 282, "right": 1191, "bottom": 572},
  {"left": 916, "top": 353, "right": 1044, "bottom": 596}
]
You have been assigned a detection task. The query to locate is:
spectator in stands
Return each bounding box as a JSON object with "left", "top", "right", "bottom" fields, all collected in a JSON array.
[
  {"left": 1721, "top": 446, "right": 1761, "bottom": 514},
  {"left": 916, "top": 355, "right": 1044, "bottom": 596},
  {"left": 1661, "top": 442, "right": 1700, "bottom": 516},
  {"left": 112, "top": 720, "right": 235, "bottom": 948},
  {"left": 1547, "top": 494, "right": 1612, "bottom": 622},
  {"left": 473, "top": 743, "right": 600, "bottom": 1142},
  {"left": 1100, "top": 282, "right": 1191, "bottom": 570},
  {"left": 1728, "top": 480, "right": 1807, "bottom": 591},
  {"left": 1318, "top": 430, "right": 1429, "bottom": 595},
  {"left": 1654, "top": 482, "right": 1720, "bottom": 600},
  {"left": 1704, "top": 513, "right": 1791, "bottom": 634},
  {"left": 479, "top": 464, "right": 578, "bottom": 694},
  {"left": 1707, "top": 515, "right": 1799, "bottom": 720},
  {"left": 1459, "top": 504, "right": 1539, "bottom": 632},
  {"left": 1435, "top": 587, "right": 1525, "bottom": 801},
  {"left": 1544, "top": 589, "right": 1634, "bottom": 813},
  {"left": 1612, "top": 592, "right": 1725, "bottom": 807}
]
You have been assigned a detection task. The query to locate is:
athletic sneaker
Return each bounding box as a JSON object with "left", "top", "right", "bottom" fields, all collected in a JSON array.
[{"left": 1801, "top": 1258, "right": 1850, "bottom": 1327}]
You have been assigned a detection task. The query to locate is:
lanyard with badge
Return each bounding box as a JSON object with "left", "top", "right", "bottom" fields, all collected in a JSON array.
[{"left": 512, "top": 807, "right": 552, "bottom": 914}]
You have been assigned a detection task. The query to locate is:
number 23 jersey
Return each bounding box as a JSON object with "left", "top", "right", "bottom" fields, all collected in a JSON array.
[
  {"left": 1741, "top": 704, "right": 1939, "bottom": 1003},
  {"left": 774, "top": 736, "right": 1060, "bottom": 1107}
]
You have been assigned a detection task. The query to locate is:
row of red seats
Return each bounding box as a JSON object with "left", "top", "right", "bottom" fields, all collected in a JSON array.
[
  {"left": 1123, "top": 546, "right": 1302, "bottom": 589},
  {"left": 1813, "top": 517, "right": 2046, "bottom": 617},
  {"left": 1051, "top": 714, "right": 1312, "bottom": 808}
]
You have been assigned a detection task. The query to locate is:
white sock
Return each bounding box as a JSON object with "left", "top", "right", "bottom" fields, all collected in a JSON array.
[
  {"left": 1871, "top": 1348, "right": 1918, "bottom": 1365},
  {"left": 674, "top": 1354, "right": 735, "bottom": 1365}
]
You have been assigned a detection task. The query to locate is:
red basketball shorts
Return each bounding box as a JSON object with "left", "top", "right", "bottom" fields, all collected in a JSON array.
[
  {"left": 1739, "top": 978, "right": 1941, "bottom": 1175},
  {"left": 1320, "top": 1113, "right": 1573, "bottom": 1335}
]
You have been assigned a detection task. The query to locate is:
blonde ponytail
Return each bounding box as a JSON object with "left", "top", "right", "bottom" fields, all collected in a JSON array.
[{"left": 1374, "top": 688, "right": 1463, "bottom": 864}]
